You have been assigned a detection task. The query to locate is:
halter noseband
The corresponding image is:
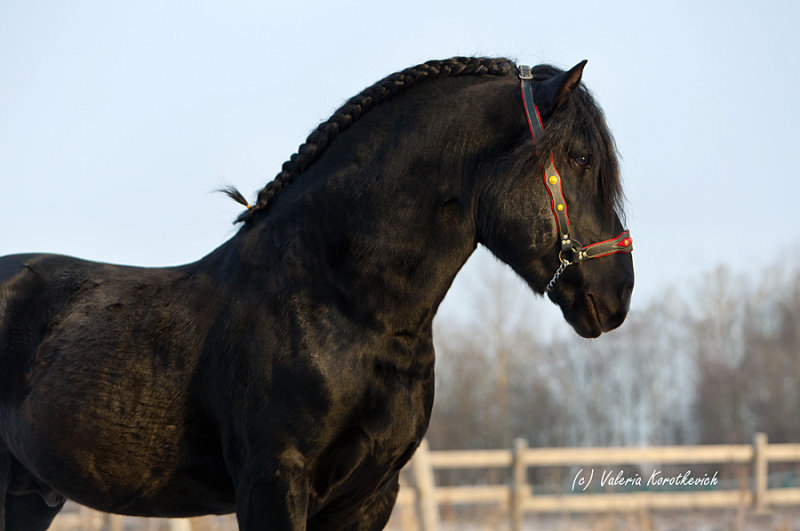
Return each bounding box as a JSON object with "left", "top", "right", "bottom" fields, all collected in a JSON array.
[{"left": 518, "top": 65, "right": 633, "bottom": 295}]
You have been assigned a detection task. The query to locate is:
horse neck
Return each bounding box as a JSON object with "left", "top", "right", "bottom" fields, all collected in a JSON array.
[{"left": 224, "top": 75, "right": 520, "bottom": 336}]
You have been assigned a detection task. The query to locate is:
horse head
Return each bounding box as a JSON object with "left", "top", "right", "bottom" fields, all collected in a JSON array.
[{"left": 478, "top": 61, "right": 634, "bottom": 338}]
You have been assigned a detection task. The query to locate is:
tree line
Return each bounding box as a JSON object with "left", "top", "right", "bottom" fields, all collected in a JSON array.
[{"left": 427, "top": 261, "right": 800, "bottom": 450}]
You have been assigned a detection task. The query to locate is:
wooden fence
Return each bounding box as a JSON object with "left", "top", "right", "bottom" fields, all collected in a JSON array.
[
  {"left": 405, "top": 432, "right": 800, "bottom": 531},
  {"left": 51, "top": 432, "right": 800, "bottom": 530}
]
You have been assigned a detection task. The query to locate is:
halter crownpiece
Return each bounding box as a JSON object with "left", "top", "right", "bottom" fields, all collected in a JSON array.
[{"left": 518, "top": 65, "right": 633, "bottom": 295}]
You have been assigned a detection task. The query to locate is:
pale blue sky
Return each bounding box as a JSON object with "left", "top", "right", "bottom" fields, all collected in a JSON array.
[{"left": 2, "top": 1, "right": 799, "bottom": 334}]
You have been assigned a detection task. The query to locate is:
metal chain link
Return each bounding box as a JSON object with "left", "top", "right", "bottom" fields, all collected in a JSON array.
[{"left": 545, "top": 260, "right": 571, "bottom": 296}]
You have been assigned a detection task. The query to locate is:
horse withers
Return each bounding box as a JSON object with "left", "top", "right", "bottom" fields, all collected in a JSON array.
[{"left": 0, "top": 57, "right": 633, "bottom": 530}]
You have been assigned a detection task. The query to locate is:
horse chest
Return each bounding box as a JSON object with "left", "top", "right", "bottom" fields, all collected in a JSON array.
[
  {"left": 322, "top": 336, "right": 435, "bottom": 434},
  {"left": 276, "top": 335, "right": 433, "bottom": 504}
]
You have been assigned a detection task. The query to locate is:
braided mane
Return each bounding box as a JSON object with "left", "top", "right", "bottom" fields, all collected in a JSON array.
[{"left": 232, "top": 57, "right": 516, "bottom": 223}]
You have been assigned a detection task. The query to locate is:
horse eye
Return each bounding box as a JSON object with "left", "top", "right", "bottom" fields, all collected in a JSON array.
[{"left": 573, "top": 155, "right": 590, "bottom": 167}]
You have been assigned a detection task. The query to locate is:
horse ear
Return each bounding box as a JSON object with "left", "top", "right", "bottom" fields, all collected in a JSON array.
[
  {"left": 535, "top": 60, "right": 588, "bottom": 119},
  {"left": 556, "top": 60, "right": 587, "bottom": 106}
]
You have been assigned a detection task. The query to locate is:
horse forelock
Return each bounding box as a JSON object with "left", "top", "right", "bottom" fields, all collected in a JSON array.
[{"left": 532, "top": 65, "right": 624, "bottom": 222}]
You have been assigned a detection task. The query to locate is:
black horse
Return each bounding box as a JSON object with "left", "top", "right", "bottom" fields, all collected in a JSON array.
[{"left": 0, "top": 57, "right": 633, "bottom": 530}]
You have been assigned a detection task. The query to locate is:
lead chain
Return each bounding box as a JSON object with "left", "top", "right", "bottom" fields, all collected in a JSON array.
[{"left": 545, "top": 260, "right": 571, "bottom": 296}]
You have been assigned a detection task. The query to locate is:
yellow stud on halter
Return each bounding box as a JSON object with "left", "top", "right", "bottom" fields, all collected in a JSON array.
[
  {"left": 557, "top": 204, "right": 564, "bottom": 211},
  {"left": 549, "top": 175, "right": 558, "bottom": 185}
]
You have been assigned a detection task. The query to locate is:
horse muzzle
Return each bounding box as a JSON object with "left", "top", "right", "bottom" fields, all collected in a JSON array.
[{"left": 548, "top": 253, "right": 634, "bottom": 338}]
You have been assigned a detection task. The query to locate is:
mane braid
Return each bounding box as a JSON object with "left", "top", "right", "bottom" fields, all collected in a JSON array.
[{"left": 236, "top": 56, "right": 515, "bottom": 223}]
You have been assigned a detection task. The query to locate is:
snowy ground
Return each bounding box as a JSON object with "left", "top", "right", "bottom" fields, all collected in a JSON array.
[
  {"left": 387, "top": 507, "right": 800, "bottom": 531},
  {"left": 51, "top": 501, "right": 800, "bottom": 530}
]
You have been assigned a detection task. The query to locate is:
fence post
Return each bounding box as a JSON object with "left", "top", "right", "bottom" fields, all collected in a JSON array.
[
  {"left": 79, "top": 505, "right": 98, "bottom": 530},
  {"left": 168, "top": 519, "right": 193, "bottom": 531},
  {"left": 510, "top": 438, "right": 528, "bottom": 531},
  {"left": 106, "top": 513, "right": 124, "bottom": 531},
  {"left": 411, "top": 439, "right": 439, "bottom": 531},
  {"left": 753, "top": 432, "right": 768, "bottom": 512}
]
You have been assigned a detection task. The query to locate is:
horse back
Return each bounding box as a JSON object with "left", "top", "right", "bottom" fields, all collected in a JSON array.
[
  {"left": 0, "top": 253, "right": 236, "bottom": 514},
  {"left": 0, "top": 253, "right": 84, "bottom": 402},
  {"left": 0, "top": 252, "right": 203, "bottom": 420}
]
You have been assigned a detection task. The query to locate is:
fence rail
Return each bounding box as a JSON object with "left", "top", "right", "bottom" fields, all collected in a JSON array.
[
  {"left": 51, "top": 432, "right": 800, "bottom": 530},
  {"left": 405, "top": 432, "right": 800, "bottom": 531}
]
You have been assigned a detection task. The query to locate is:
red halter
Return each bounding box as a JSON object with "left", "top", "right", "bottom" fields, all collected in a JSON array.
[{"left": 518, "top": 65, "right": 633, "bottom": 294}]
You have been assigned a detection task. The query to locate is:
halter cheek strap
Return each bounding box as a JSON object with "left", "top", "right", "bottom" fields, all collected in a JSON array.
[{"left": 518, "top": 65, "right": 633, "bottom": 294}]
